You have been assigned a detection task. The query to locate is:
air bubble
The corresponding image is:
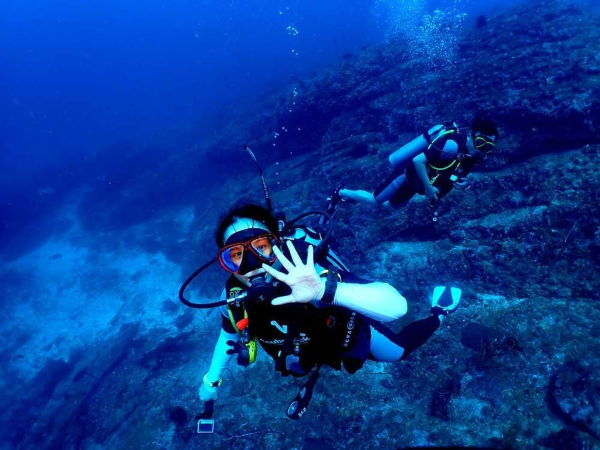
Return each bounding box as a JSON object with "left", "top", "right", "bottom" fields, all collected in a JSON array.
[{"left": 373, "top": 0, "right": 467, "bottom": 67}]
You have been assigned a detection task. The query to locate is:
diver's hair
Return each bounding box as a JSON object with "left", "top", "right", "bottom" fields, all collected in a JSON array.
[
  {"left": 470, "top": 115, "right": 499, "bottom": 139},
  {"left": 215, "top": 202, "right": 278, "bottom": 247}
]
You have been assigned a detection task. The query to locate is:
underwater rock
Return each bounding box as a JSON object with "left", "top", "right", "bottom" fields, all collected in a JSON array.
[
  {"left": 546, "top": 362, "right": 600, "bottom": 440},
  {"left": 539, "top": 428, "right": 584, "bottom": 450},
  {"left": 381, "top": 378, "right": 395, "bottom": 390},
  {"left": 430, "top": 376, "right": 461, "bottom": 421},
  {"left": 460, "top": 323, "right": 522, "bottom": 367},
  {"left": 0, "top": 358, "right": 73, "bottom": 445},
  {"left": 475, "top": 15, "right": 487, "bottom": 29},
  {"left": 168, "top": 406, "right": 188, "bottom": 426},
  {"left": 137, "top": 331, "right": 193, "bottom": 370},
  {"left": 174, "top": 310, "right": 195, "bottom": 330},
  {"left": 160, "top": 298, "right": 179, "bottom": 314},
  {"left": 460, "top": 322, "right": 498, "bottom": 353}
]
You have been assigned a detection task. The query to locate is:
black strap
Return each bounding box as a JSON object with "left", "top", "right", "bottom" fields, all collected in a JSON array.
[
  {"left": 422, "top": 128, "right": 432, "bottom": 144},
  {"left": 321, "top": 267, "right": 339, "bottom": 305}
]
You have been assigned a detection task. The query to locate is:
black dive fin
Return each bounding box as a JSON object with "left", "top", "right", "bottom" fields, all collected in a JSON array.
[{"left": 286, "top": 367, "right": 321, "bottom": 420}]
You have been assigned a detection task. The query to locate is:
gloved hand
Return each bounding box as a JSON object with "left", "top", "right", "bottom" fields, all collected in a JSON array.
[
  {"left": 262, "top": 242, "right": 324, "bottom": 306},
  {"left": 199, "top": 374, "right": 219, "bottom": 402},
  {"left": 226, "top": 340, "right": 251, "bottom": 367},
  {"left": 453, "top": 177, "right": 470, "bottom": 190}
]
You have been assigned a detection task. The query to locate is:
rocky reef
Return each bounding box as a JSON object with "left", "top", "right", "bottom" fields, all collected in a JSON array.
[{"left": 1, "top": 0, "right": 600, "bottom": 449}]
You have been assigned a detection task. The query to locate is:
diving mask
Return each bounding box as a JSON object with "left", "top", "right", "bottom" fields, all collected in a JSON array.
[
  {"left": 473, "top": 135, "right": 496, "bottom": 154},
  {"left": 218, "top": 233, "right": 279, "bottom": 273}
]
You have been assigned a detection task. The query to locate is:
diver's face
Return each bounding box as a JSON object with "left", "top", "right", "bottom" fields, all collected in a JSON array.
[
  {"left": 224, "top": 235, "right": 275, "bottom": 273},
  {"left": 218, "top": 218, "right": 278, "bottom": 283}
]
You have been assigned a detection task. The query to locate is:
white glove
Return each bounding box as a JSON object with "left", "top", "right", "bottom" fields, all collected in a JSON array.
[{"left": 262, "top": 242, "right": 324, "bottom": 306}]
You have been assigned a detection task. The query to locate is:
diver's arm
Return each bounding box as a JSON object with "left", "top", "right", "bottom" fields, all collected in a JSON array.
[
  {"left": 200, "top": 326, "right": 239, "bottom": 403},
  {"left": 205, "top": 327, "right": 239, "bottom": 383},
  {"left": 203, "top": 296, "right": 239, "bottom": 386},
  {"left": 413, "top": 153, "right": 437, "bottom": 200},
  {"left": 330, "top": 281, "right": 407, "bottom": 322}
]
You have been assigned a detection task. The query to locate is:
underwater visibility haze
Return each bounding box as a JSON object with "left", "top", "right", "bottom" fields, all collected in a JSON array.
[{"left": 1, "top": 0, "right": 600, "bottom": 448}]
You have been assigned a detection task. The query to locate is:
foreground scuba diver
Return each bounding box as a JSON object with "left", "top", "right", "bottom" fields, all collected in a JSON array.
[
  {"left": 197, "top": 203, "right": 462, "bottom": 423},
  {"left": 326, "top": 116, "right": 499, "bottom": 214}
]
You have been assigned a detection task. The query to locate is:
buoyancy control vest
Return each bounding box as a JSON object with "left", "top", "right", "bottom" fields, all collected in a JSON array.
[{"left": 422, "top": 123, "right": 472, "bottom": 184}]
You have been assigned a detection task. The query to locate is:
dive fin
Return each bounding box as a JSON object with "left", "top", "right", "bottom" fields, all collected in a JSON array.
[
  {"left": 432, "top": 286, "right": 461, "bottom": 315},
  {"left": 286, "top": 367, "right": 321, "bottom": 420}
]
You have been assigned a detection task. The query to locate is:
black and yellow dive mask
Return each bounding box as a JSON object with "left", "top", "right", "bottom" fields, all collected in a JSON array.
[{"left": 473, "top": 135, "right": 497, "bottom": 154}]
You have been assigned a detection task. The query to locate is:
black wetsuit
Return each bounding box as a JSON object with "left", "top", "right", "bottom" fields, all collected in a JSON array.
[{"left": 221, "top": 271, "right": 372, "bottom": 376}]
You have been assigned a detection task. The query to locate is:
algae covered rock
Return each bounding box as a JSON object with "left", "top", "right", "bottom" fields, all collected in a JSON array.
[{"left": 547, "top": 361, "right": 600, "bottom": 440}]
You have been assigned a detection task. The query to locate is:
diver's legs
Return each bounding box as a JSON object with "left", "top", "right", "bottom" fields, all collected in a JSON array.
[
  {"left": 340, "top": 189, "right": 377, "bottom": 205},
  {"left": 337, "top": 168, "right": 407, "bottom": 210},
  {"left": 368, "top": 315, "right": 442, "bottom": 362},
  {"left": 339, "top": 190, "right": 394, "bottom": 210},
  {"left": 368, "top": 286, "right": 462, "bottom": 362},
  {"left": 392, "top": 314, "right": 443, "bottom": 359},
  {"left": 369, "top": 326, "right": 405, "bottom": 362},
  {"left": 373, "top": 170, "right": 407, "bottom": 205}
]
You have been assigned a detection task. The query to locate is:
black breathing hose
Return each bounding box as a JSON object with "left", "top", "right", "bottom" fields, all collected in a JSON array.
[{"left": 178, "top": 257, "right": 227, "bottom": 309}]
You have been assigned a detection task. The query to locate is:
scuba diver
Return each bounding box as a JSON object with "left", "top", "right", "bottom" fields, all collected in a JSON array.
[
  {"left": 179, "top": 145, "right": 462, "bottom": 429},
  {"left": 324, "top": 116, "right": 499, "bottom": 214},
  {"left": 195, "top": 203, "right": 462, "bottom": 423}
]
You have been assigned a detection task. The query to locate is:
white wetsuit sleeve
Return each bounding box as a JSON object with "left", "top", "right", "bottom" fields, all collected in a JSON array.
[
  {"left": 205, "top": 289, "right": 240, "bottom": 383},
  {"left": 205, "top": 328, "right": 239, "bottom": 382},
  {"left": 332, "top": 282, "right": 407, "bottom": 322}
]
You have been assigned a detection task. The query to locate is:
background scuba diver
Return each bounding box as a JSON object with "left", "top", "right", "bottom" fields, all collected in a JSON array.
[
  {"left": 326, "top": 116, "right": 499, "bottom": 212},
  {"left": 199, "top": 203, "right": 462, "bottom": 419}
]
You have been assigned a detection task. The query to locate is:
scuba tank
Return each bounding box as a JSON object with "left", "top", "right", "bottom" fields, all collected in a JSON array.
[
  {"left": 389, "top": 123, "right": 468, "bottom": 170},
  {"left": 388, "top": 125, "right": 445, "bottom": 169}
]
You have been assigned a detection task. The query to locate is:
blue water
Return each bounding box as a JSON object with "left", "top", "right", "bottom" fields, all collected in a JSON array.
[
  {"left": 1, "top": 0, "right": 524, "bottom": 257},
  {"left": 1, "top": 1, "right": 381, "bottom": 174},
  {"left": 1, "top": 0, "right": 532, "bottom": 177}
]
